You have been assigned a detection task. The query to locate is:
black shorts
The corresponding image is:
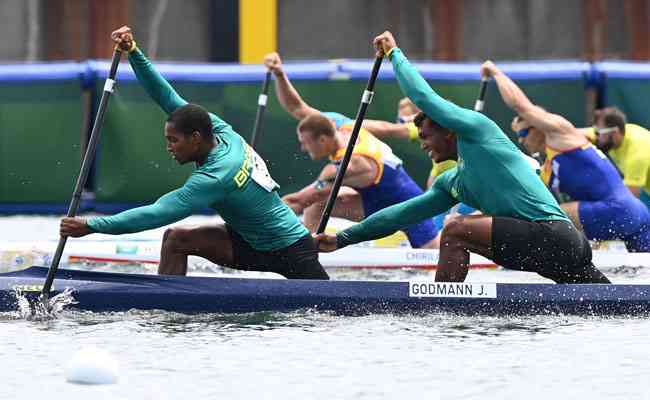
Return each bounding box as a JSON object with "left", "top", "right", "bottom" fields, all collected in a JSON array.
[
  {"left": 492, "top": 217, "right": 610, "bottom": 284},
  {"left": 225, "top": 226, "right": 329, "bottom": 280}
]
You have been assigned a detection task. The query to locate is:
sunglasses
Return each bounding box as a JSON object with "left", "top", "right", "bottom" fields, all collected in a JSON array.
[
  {"left": 596, "top": 126, "right": 617, "bottom": 135},
  {"left": 517, "top": 128, "right": 530, "bottom": 138}
]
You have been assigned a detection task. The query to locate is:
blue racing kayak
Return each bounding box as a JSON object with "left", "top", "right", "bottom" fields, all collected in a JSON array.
[{"left": 1, "top": 266, "right": 649, "bottom": 316}]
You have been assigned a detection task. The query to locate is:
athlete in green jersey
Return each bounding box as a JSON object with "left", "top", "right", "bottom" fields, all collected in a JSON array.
[
  {"left": 60, "top": 26, "right": 328, "bottom": 280},
  {"left": 315, "top": 31, "right": 609, "bottom": 284}
]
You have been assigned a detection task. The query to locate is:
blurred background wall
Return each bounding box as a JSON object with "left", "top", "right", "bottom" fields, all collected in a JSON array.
[
  {"left": 1, "top": 0, "right": 650, "bottom": 211},
  {"left": 1, "top": 0, "right": 649, "bottom": 63}
]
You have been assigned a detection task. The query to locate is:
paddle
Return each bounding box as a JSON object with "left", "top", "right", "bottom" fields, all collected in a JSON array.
[
  {"left": 249, "top": 71, "right": 272, "bottom": 149},
  {"left": 40, "top": 48, "right": 123, "bottom": 305},
  {"left": 316, "top": 56, "right": 383, "bottom": 234},
  {"left": 474, "top": 76, "right": 488, "bottom": 112}
]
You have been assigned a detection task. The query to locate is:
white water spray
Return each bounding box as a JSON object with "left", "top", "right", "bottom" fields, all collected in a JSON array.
[{"left": 13, "top": 287, "right": 77, "bottom": 320}]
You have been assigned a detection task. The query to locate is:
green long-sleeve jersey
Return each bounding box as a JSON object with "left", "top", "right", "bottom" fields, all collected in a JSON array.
[
  {"left": 88, "top": 48, "right": 308, "bottom": 251},
  {"left": 338, "top": 48, "right": 568, "bottom": 247}
]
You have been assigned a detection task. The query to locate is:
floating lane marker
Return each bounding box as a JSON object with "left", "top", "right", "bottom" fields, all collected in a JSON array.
[{"left": 409, "top": 282, "right": 497, "bottom": 298}]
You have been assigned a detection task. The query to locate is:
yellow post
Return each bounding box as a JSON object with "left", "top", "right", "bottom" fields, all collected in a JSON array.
[{"left": 239, "top": 0, "right": 277, "bottom": 64}]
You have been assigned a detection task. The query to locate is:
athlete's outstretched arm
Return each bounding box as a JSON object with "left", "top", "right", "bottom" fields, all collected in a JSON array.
[
  {"left": 333, "top": 186, "right": 456, "bottom": 248},
  {"left": 127, "top": 48, "right": 188, "bottom": 115},
  {"left": 392, "top": 51, "right": 490, "bottom": 137},
  {"left": 372, "top": 33, "right": 494, "bottom": 141},
  {"left": 283, "top": 157, "right": 377, "bottom": 213},
  {"left": 264, "top": 52, "right": 320, "bottom": 120},
  {"left": 361, "top": 119, "right": 417, "bottom": 141},
  {"left": 110, "top": 26, "right": 187, "bottom": 114},
  {"left": 86, "top": 173, "right": 220, "bottom": 235},
  {"left": 130, "top": 48, "right": 232, "bottom": 135},
  {"left": 481, "top": 61, "right": 574, "bottom": 135},
  {"left": 111, "top": 26, "right": 236, "bottom": 134}
]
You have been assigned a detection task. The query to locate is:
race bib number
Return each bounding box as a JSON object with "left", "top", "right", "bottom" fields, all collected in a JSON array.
[
  {"left": 250, "top": 149, "right": 278, "bottom": 192},
  {"left": 234, "top": 141, "right": 278, "bottom": 192}
]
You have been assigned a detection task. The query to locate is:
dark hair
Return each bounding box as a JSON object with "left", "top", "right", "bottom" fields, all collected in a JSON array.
[
  {"left": 413, "top": 111, "right": 427, "bottom": 128},
  {"left": 599, "top": 107, "right": 627, "bottom": 134},
  {"left": 298, "top": 113, "right": 336, "bottom": 138},
  {"left": 413, "top": 111, "right": 451, "bottom": 133},
  {"left": 166, "top": 104, "right": 213, "bottom": 140}
]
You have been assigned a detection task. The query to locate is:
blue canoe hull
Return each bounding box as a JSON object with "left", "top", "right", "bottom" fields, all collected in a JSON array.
[{"left": 1, "top": 267, "right": 650, "bottom": 316}]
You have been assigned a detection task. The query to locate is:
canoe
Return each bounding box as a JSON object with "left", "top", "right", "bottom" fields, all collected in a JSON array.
[{"left": 2, "top": 266, "right": 650, "bottom": 316}]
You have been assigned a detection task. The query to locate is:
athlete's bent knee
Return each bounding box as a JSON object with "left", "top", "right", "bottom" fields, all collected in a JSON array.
[
  {"left": 162, "top": 227, "right": 191, "bottom": 250},
  {"left": 441, "top": 217, "right": 469, "bottom": 242}
]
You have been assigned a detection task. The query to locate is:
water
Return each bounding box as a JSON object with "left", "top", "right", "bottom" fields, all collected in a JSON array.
[
  {"left": 1, "top": 216, "right": 649, "bottom": 400},
  {"left": 2, "top": 310, "right": 649, "bottom": 399}
]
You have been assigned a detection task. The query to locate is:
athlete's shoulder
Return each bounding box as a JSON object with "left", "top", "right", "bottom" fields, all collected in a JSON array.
[
  {"left": 437, "top": 166, "right": 458, "bottom": 178},
  {"left": 626, "top": 123, "right": 650, "bottom": 134},
  {"left": 192, "top": 156, "right": 226, "bottom": 183},
  {"left": 208, "top": 112, "right": 237, "bottom": 136},
  {"left": 627, "top": 124, "right": 650, "bottom": 143},
  {"left": 459, "top": 114, "right": 511, "bottom": 145},
  {"left": 177, "top": 167, "right": 223, "bottom": 203},
  {"left": 197, "top": 139, "right": 244, "bottom": 183}
]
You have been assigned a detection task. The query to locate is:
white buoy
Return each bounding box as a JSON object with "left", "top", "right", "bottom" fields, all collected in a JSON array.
[{"left": 65, "top": 346, "right": 119, "bottom": 385}]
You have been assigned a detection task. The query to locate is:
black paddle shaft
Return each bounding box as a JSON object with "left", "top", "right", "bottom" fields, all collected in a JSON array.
[
  {"left": 250, "top": 71, "right": 272, "bottom": 149},
  {"left": 316, "top": 56, "right": 383, "bottom": 234},
  {"left": 41, "top": 49, "right": 122, "bottom": 301},
  {"left": 474, "top": 77, "right": 488, "bottom": 112}
]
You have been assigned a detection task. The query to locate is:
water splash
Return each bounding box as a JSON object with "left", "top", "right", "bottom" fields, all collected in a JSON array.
[{"left": 14, "top": 287, "right": 78, "bottom": 320}]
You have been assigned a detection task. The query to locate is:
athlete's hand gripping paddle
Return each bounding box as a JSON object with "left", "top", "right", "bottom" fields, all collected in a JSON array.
[
  {"left": 316, "top": 56, "right": 383, "bottom": 234},
  {"left": 40, "top": 48, "right": 123, "bottom": 306},
  {"left": 250, "top": 71, "right": 272, "bottom": 149}
]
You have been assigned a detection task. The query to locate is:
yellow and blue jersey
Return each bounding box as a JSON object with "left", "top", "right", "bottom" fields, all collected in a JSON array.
[
  {"left": 322, "top": 112, "right": 437, "bottom": 247},
  {"left": 586, "top": 124, "right": 650, "bottom": 209},
  {"left": 541, "top": 143, "right": 650, "bottom": 251},
  {"left": 541, "top": 143, "right": 621, "bottom": 201},
  {"left": 325, "top": 111, "right": 404, "bottom": 184}
]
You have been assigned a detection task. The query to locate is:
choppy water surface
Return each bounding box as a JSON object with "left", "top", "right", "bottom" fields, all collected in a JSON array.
[
  {"left": 2, "top": 310, "right": 648, "bottom": 400},
  {"left": 1, "top": 216, "right": 649, "bottom": 400}
]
